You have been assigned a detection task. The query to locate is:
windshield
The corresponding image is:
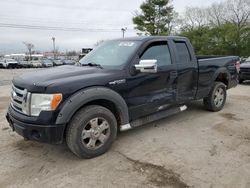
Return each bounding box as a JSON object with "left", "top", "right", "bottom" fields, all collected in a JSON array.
[
  {"left": 43, "top": 60, "right": 52, "bottom": 64},
  {"left": 79, "top": 40, "right": 141, "bottom": 69}
]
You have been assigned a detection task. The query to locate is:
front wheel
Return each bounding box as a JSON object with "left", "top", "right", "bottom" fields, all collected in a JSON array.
[
  {"left": 203, "top": 82, "right": 227, "bottom": 112},
  {"left": 66, "top": 105, "right": 117, "bottom": 158}
]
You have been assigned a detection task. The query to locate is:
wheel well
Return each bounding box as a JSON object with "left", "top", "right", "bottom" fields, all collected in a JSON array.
[
  {"left": 215, "top": 73, "right": 229, "bottom": 88},
  {"left": 84, "top": 99, "right": 121, "bottom": 125},
  {"left": 63, "top": 99, "right": 122, "bottom": 139},
  {"left": 67, "top": 99, "right": 121, "bottom": 126}
]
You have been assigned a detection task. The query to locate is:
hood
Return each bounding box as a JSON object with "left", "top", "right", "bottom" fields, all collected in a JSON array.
[{"left": 13, "top": 65, "right": 123, "bottom": 93}]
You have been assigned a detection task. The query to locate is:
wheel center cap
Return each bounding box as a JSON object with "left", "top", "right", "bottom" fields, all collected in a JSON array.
[
  {"left": 91, "top": 129, "right": 100, "bottom": 138},
  {"left": 94, "top": 131, "right": 99, "bottom": 136}
]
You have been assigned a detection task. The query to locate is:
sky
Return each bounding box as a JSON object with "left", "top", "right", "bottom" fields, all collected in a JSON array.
[{"left": 0, "top": 0, "right": 220, "bottom": 54}]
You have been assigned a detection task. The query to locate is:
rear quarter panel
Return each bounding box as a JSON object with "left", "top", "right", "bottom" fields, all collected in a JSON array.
[{"left": 196, "top": 56, "right": 239, "bottom": 99}]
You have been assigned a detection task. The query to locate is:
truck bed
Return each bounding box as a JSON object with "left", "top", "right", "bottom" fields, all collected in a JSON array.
[{"left": 195, "top": 55, "right": 239, "bottom": 100}]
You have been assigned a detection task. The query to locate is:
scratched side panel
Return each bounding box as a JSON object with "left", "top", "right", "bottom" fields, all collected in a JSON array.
[{"left": 124, "top": 68, "right": 177, "bottom": 121}]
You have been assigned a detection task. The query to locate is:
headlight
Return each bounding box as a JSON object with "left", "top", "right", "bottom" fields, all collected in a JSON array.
[{"left": 30, "top": 93, "right": 62, "bottom": 116}]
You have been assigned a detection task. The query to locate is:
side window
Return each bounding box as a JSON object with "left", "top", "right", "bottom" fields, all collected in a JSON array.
[
  {"left": 140, "top": 42, "right": 172, "bottom": 66},
  {"left": 175, "top": 42, "right": 191, "bottom": 64}
]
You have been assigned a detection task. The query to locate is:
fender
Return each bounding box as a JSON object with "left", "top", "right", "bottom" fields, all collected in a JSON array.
[
  {"left": 56, "top": 87, "right": 130, "bottom": 128},
  {"left": 212, "top": 67, "right": 231, "bottom": 86}
]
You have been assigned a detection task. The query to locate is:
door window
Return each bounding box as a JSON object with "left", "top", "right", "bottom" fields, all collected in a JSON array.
[
  {"left": 175, "top": 42, "right": 191, "bottom": 63},
  {"left": 141, "top": 42, "right": 172, "bottom": 66}
]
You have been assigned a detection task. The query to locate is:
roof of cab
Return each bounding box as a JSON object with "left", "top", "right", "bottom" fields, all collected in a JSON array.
[{"left": 112, "top": 36, "right": 187, "bottom": 42}]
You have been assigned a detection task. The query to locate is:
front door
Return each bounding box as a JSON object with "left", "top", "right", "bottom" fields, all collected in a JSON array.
[{"left": 126, "top": 41, "right": 177, "bottom": 121}]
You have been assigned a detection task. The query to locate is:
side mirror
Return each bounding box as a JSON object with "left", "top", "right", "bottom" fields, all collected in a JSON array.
[{"left": 135, "top": 59, "right": 157, "bottom": 73}]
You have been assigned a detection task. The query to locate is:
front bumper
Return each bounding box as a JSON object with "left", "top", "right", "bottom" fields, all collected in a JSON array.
[
  {"left": 239, "top": 73, "right": 250, "bottom": 80},
  {"left": 6, "top": 106, "right": 65, "bottom": 144}
]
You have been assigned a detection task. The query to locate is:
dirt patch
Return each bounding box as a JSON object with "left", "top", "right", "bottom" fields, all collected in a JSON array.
[
  {"left": 219, "top": 113, "right": 242, "bottom": 121},
  {"left": 213, "top": 121, "right": 250, "bottom": 139},
  {"left": 243, "top": 134, "right": 250, "bottom": 141},
  {"left": 0, "top": 96, "right": 10, "bottom": 110},
  {"left": 115, "top": 151, "right": 190, "bottom": 188},
  {"left": 230, "top": 95, "right": 250, "bottom": 101},
  {"left": 213, "top": 122, "right": 234, "bottom": 136},
  {"left": 12, "top": 140, "right": 44, "bottom": 151},
  {"left": 2, "top": 127, "right": 9, "bottom": 131},
  {"left": 209, "top": 145, "right": 218, "bottom": 156}
]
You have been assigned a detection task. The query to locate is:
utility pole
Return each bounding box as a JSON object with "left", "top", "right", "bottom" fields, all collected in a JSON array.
[
  {"left": 52, "top": 37, "right": 56, "bottom": 59},
  {"left": 121, "top": 28, "right": 127, "bottom": 38}
]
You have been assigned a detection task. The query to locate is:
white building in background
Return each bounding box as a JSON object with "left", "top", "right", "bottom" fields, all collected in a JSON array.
[
  {"left": 4, "top": 54, "right": 26, "bottom": 60},
  {"left": 31, "top": 54, "right": 43, "bottom": 60},
  {"left": 4, "top": 54, "right": 44, "bottom": 61}
]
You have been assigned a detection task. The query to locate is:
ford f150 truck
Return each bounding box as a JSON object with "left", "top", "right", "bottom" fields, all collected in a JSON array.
[{"left": 6, "top": 36, "right": 239, "bottom": 158}]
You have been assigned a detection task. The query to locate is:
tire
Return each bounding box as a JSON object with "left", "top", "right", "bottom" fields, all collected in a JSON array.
[
  {"left": 66, "top": 105, "right": 117, "bottom": 158},
  {"left": 203, "top": 82, "right": 227, "bottom": 112}
]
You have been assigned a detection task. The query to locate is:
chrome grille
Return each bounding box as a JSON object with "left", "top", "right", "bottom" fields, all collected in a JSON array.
[{"left": 11, "top": 85, "right": 30, "bottom": 115}]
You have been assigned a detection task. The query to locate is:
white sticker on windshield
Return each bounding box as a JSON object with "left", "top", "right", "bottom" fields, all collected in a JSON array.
[{"left": 118, "top": 42, "right": 135, "bottom": 47}]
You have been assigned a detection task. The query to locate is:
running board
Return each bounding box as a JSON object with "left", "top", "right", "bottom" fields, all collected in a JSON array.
[{"left": 120, "top": 105, "right": 187, "bottom": 131}]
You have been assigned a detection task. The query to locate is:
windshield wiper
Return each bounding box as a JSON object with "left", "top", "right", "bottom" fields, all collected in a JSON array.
[{"left": 81, "top": 62, "right": 103, "bottom": 69}]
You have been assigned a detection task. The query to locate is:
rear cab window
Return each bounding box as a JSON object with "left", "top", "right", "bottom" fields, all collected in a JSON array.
[{"left": 174, "top": 41, "right": 191, "bottom": 64}]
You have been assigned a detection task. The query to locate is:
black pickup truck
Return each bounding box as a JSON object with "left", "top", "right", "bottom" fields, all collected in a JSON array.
[{"left": 6, "top": 36, "right": 239, "bottom": 158}]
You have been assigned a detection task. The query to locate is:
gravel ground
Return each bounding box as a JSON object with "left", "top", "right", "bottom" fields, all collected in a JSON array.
[
  {"left": 0, "top": 69, "right": 250, "bottom": 188},
  {"left": 0, "top": 69, "right": 40, "bottom": 86}
]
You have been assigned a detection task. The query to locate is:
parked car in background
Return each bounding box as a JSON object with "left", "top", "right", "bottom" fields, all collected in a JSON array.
[
  {"left": 52, "top": 59, "right": 63, "bottom": 66},
  {"left": 62, "top": 59, "right": 76, "bottom": 65},
  {"left": 240, "top": 57, "right": 247, "bottom": 64},
  {"left": 239, "top": 57, "right": 250, "bottom": 83},
  {"left": 31, "top": 60, "right": 42, "bottom": 68},
  {"left": 0, "top": 59, "right": 19, "bottom": 68},
  {"left": 18, "top": 61, "right": 33, "bottom": 68},
  {"left": 0, "top": 59, "right": 4, "bottom": 68},
  {"left": 41, "top": 59, "right": 53, "bottom": 68}
]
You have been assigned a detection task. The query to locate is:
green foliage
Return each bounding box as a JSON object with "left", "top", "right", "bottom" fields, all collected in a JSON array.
[
  {"left": 181, "top": 23, "right": 250, "bottom": 56},
  {"left": 133, "top": 0, "right": 173, "bottom": 36}
]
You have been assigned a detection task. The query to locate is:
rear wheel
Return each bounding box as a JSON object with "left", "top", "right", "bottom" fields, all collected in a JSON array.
[
  {"left": 66, "top": 105, "right": 117, "bottom": 158},
  {"left": 203, "top": 82, "right": 227, "bottom": 112}
]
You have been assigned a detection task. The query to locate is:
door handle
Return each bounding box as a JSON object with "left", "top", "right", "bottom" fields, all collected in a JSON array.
[{"left": 170, "top": 71, "right": 178, "bottom": 78}]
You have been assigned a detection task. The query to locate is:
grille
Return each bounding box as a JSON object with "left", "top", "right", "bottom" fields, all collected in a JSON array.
[
  {"left": 11, "top": 85, "right": 30, "bottom": 115},
  {"left": 240, "top": 68, "right": 250, "bottom": 73}
]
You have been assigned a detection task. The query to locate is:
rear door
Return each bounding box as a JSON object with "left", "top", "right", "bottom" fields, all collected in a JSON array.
[
  {"left": 173, "top": 39, "right": 198, "bottom": 102},
  {"left": 126, "top": 40, "right": 177, "bottom": 120}
]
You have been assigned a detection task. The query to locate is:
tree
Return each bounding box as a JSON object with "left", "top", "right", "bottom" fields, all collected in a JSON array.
[
  {"left": 23, "top": 42, "right": 34, "bottom": 61},
  {"left": 180, "top": 0, "right": 250, "bottom": 56},
  {"left": 66, "top": 51, "right": 78, "bottom": 56},
  {"left": 182, "top": 7, "right": 209, "bottom": 30},
  {"left": 207, "top": 2, "right": 225, "bottom": 27},
  {"left": 133, "top": 0, "right": 174, "bottom": 35}
]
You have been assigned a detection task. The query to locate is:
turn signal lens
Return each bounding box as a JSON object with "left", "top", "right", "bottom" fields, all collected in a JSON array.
[{"left": 52, "top": 94, "right": 62, "bottom": 110}]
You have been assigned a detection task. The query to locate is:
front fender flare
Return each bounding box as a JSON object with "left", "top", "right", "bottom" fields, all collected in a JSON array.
[{"left": 56, "top": 87, "right": 129, "bottom": 126}]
